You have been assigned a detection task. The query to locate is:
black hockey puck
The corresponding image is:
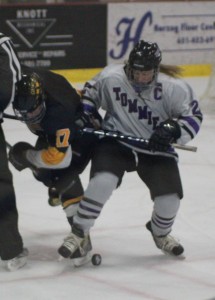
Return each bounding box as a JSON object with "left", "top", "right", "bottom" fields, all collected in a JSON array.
[{"left": 91, "top": 254, "right": 102, "bottom": 266}]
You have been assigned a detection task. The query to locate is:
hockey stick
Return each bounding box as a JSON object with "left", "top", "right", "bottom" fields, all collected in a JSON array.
[
  {"left": 6, "top": 141, "right": 12, "bottom": 150},
  {"left": 3, "top": 113, "right": 197, "bottom": 152},
  {"left": 3, "top": 113, "right": 23, "bottom": 121},
  {"left": 82, "top": 128, "right": 197, "bottom": 152}
]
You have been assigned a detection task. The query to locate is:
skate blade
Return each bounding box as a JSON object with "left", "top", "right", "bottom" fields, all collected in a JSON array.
[
  {"left": 57, "top": 255, "right": 65, "bottom": 262},
  {"left": 5, "top": 257, "right": 28, "bottom": 271},
  {"left": 73, "top": 252, "right": 92, "bottom": 267},
  {"left": 162, "top": 250, "right": 186, "bottom": 260}
]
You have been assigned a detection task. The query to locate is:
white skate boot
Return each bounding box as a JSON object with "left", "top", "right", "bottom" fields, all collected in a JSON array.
[
  {"left": 58, "top": 226, "right": 92, "bottom": 267},
  {"left": 4, "top": 248, "right": 29, "bottom": 271},
  {"left": 146, "top": 221, "right": 184, "bottom": 257}
]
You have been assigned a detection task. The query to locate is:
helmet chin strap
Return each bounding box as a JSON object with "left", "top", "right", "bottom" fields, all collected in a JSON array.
[
  {"left": 132, "top": 82, "right": 151, "bottom": 94},
  {"left": 26, "top": 102, "right": 46, "bottom": 124},
  {"left": 126, "top": 66, "right": 159, "bottom": 94},
  {"left": 129, "top": 73, "right": 155, "bottom": 94}
]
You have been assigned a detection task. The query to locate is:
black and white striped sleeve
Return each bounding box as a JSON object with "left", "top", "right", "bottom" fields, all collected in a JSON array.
[{"left": 0, "top": 34, "right": 22, "bottom": 116}]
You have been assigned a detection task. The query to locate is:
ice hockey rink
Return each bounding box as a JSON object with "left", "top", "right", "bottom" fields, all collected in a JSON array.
[{"left": 1, "top": 76, "right": 215, "bottom": 300}]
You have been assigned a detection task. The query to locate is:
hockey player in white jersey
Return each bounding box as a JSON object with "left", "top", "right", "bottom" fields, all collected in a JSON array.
[{"left": 58, "top": 40, "right": 203, "bottom": 261}]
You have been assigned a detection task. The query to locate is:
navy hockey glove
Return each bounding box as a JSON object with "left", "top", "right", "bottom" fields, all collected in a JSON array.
[
  {"left": 8, "top": 142, "right": 35, "bottom": 171},
  {"left": 76, "top": 111, "right": 102, "bottom": 129},
  {"left": 148, "top": 119, "right": 181, "bottom": 152},
  {"left": 76, "top": 102, "right": 102, "bottom": 130}
]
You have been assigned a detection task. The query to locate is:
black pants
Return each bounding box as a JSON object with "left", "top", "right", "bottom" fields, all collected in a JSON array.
[
  {"left": 90, "top": 138, "right": 183, "bottom": 200},
  {"left": 0, "top": 125, "right": 23, "bottom": 260}
]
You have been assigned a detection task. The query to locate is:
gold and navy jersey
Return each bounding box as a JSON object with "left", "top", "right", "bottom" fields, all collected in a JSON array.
[{"left": 23, "top": 67, "right": 82, "bottom": 169}]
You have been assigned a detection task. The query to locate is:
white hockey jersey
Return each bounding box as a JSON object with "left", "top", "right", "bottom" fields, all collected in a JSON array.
[{"left": 83, "top": 64, "right": 203, "bottom": 158}]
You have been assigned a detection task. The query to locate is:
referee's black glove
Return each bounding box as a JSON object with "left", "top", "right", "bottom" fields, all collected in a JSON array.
[{"left": 8, "top": 142, "right": 35, "bottom": 171}]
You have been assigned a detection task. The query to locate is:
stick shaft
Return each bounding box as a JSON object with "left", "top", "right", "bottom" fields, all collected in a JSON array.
[
  {"left": 82, "top": 128, "right": 197, "bottom": 152},
  {"left": 3, "top": 113, "right": 22, "bottom": 121},
  {"left": 3, "top": 115, "right": 197, "bottom": 152},
  {"left": 6, "top": 141, "right": 12, "bottom": 150},
  {"left": 172, "top": 143, "right": 197, "bottom": 152}
]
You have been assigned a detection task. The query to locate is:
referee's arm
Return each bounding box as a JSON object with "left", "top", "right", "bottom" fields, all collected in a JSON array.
[{"left": 0, "top": 35, "right": 22, "bottom": 114}]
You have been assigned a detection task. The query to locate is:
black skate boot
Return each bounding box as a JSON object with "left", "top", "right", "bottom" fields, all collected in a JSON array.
[
  {"left": 48, "top": 186, "right": 61, "bottom": 207},
  {"left": 146, "top": 221, "right": 184, "bottom": 257}
]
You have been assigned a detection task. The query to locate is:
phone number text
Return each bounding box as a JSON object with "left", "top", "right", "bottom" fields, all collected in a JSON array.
[{"left": 177, "top": 36, "right": 215, "bottom": 44}]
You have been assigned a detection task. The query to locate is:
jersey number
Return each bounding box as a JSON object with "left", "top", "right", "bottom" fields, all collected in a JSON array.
[{"left": 56, "top": 128, "right": 70, "bottom": 148}]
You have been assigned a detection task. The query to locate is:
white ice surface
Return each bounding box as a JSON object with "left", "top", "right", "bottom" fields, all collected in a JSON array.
[{"left": 1, "top": 76, "right": 215, "bottom": 300}]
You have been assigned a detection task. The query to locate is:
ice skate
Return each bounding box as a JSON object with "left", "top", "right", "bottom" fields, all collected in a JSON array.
[
  {"left": 48, "top": 186, "right": 61, "bottom": 207},
  {"left": 4, "top": 248, "right": 29, "bottom": 271},
  {"left": 146, "top": 221, "right": 184, "bottom": 258},
  {"left": 58, "top": 226, "right": 94, "bottom": 267}
]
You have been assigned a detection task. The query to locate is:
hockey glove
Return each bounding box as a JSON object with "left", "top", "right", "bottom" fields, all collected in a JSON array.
[
  {"left": 8, "top": 142, "right": 35, "bottom": 171},
  {"left": 76, "top": 102, "right": 102, "bottom": 130},
  {"left": 148, "top": 119, "right": 181, "bottom": 152}
]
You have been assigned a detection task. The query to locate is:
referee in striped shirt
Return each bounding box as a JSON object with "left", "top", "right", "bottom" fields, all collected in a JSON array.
[{"left": 0, "top": 33, "right": 28, "bottom": 271}]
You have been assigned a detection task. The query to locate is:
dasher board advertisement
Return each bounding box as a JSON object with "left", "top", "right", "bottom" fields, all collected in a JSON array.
[
  {"left": 108, "top": 2, "right": 215, "bottom": 65},
  {"left": 0, "top": 4, "right": 107, "bottom": 69}
]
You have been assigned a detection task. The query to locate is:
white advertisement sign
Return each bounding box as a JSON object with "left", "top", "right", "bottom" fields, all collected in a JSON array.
[{"left": 108, "top": 2, "right": 215, "bottom": 65}]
